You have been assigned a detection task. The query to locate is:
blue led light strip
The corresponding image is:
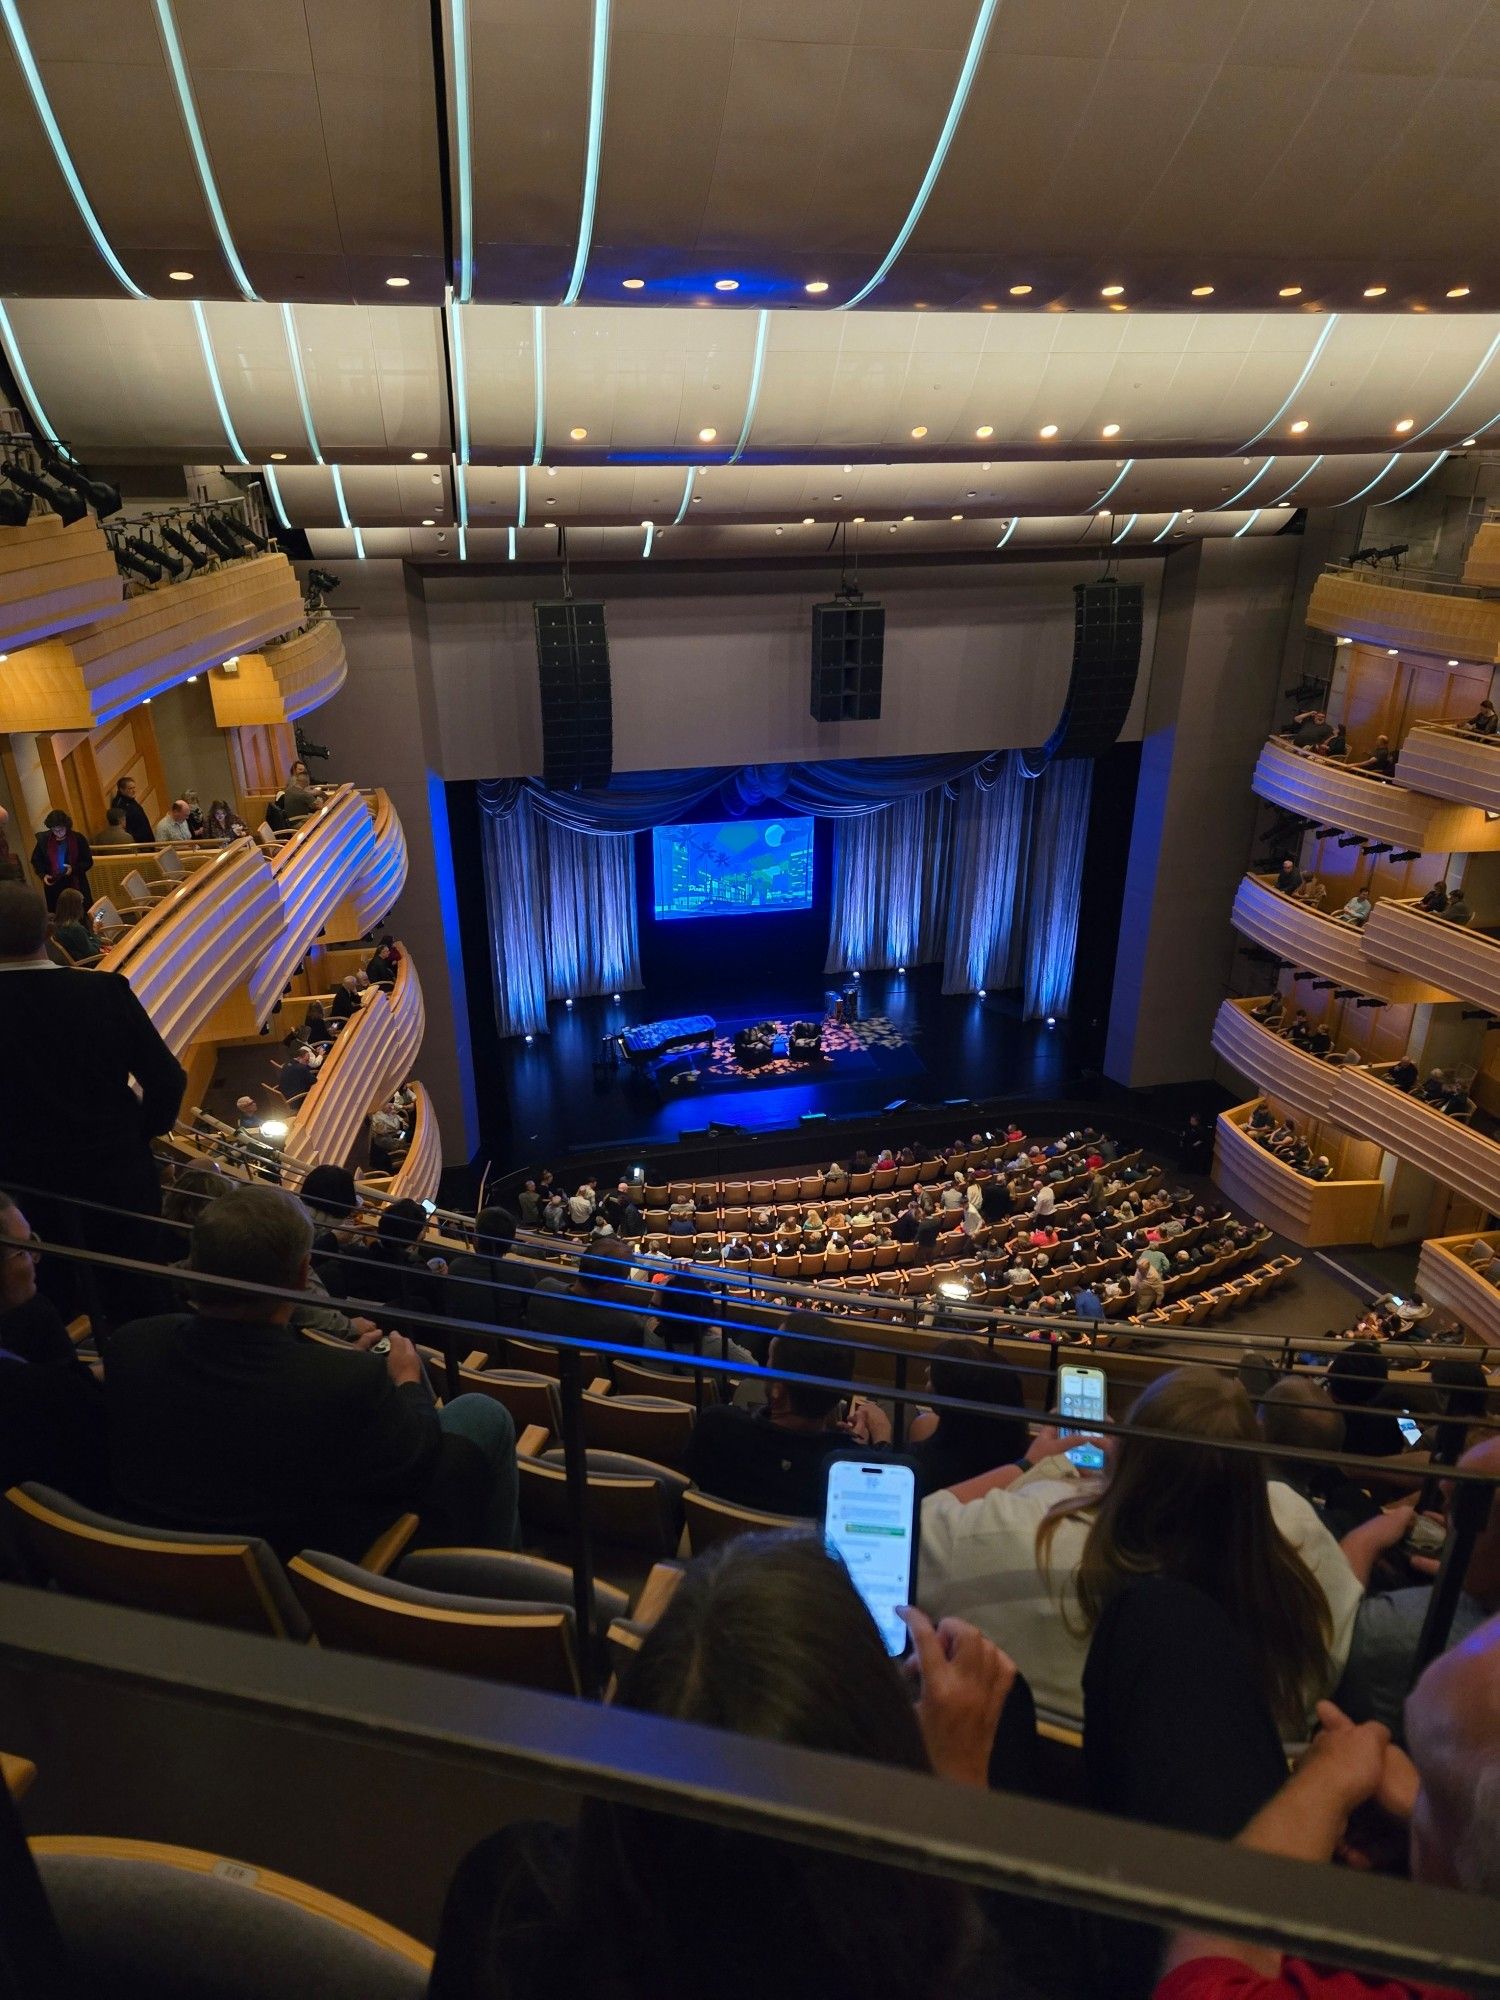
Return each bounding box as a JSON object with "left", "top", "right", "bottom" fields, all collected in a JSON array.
[
  {"left": 841, "top": 0, "right": 1000, "bottom": 309},
  {"left": 1372, "top": 452, "right": 1450, "bottom": 507},
  {"left": 449, "top": 297, "right": 471, "bottom": 463},
  {"left": 642, "top": 519, "right": 655, "bottom": 558},
  {"left": 517, "top": 466, "right": 528, "bottom": 528},
  {"left": 352, "top": 525, "right": 367, "bottom": 559},
  {"left": 153, "top": 0, "right": 259, "bottom": 301},
  {"left": 0, "top": 301, "right": 70, "bottom": 457},
  {"left": 458, "top": 524, "right": 467, "bottom": 560},
  {"left": 1343, "top": 453, "right": 1401, "bottom": 505},
  {"left": 508, "top": 526, "right": 517, "bottom": 561},
  {"left": 532, "top": 308, "right": 547, "bottom": 465},
  {"left": 1218, "top": 455, "right": 1273, "bottom": 509},
  {"left": 455, "top": 462, "right": 470, "bottom": 528},
  {"left": 673, "top": 467, "right": 696, "bottom": 523},
  {"left": 191, "top": 302, "right": 249, "bottom": 462},
  {"left": 1270, "top": 454, "right": 1323, "bottom": 504},
  {"left": 1090, "top": 460, "right": 1133, "bottom": 511},
  {"left": 728, "top": 311, "right": 770, "bottom": 463},
  {"left": 1110, "top": 513, "right": 1138, "bottom": 545},
  {"left": 1, "top": 0, "right": 148, "bottom": 299},
  {"left": 995, "top": 518, "right": 1018, "bottom": 548},
  {"left": 329, "top": 464, "right": 353, "bottom": 528},
  {"left": 560, "top": 0, "right": 612, "bottom": 306},
  {"left": 280, "top": 304, "right": 323, "bottom": 463},
  {"left": 1150, "top": 510, "right": 1180, "bottom": 543},
  {"left": 450, "top": 0, "right": 475, "bottom": 301},
  {"left": 1239, "top": 314, "right": 1339, "bottom": 450},
  {"left": 1404, "top": 332, "right": 1500, "bottom": 445},
  {"left": 1233, "top": 508, "right": 1262, "bottom": 538},
  {"left": 261, "top": 464, "right": 292, "bottom": 530}
]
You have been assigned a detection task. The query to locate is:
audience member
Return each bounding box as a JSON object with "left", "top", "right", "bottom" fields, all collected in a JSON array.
[
  {"left": 50, "top": 887, "right": 100, "bottom": 962},
  {"left": 528, "top": 1239, "right": 653, "bottom": 1350},
  {"left": 1442, "top": 888, "right": 1471, "bottom": 927},
  {"left": 330, "top": 972, "right": 363, "bottom": 1024},
  {"left": 1258, "top": 1378, "right": 1377, "bottom": 1540},
  {"left": 279, "top": 765, "right": 321, "bottom": 819},
  {"left": 1466, "top": 698, "right": 1498, "bottom": 736},
  {"left": 110, "top": 775, "right": 153, "bottom": 844},
  {"left": 297, "top": 1164, "right": 366, "bottom": 1298},
  {"left": 91, "top": 805, "right": 132, "bottom": 848},
  {"left": 301, "top": 997, "right": 334, "bottom": 1047},
  {"left": 1388, "top": 1057, "right": 1419, "bottom": 1093},
  {"left": 1289, "top": 709, "right": 1333, "bottom": 749},
  {"left": 0, "top": 1189, "right": 105, "bottom": 1501},
  {"left": 907, "top": 1341, "right": 1030, "bottom": 1494},
  {"left": 1314, "top": 723, "right": 1347, "bottom": 759},
  {"left": 1296, "top": 877, "right": 1328, "bottom": 910},
  {"left": 275, "top": 1032, "right": 316, "bottom": 1103},
  {"left": 347, "top": 1197, "right": 447, "bottom": 1325},
  {"left": 1273, "top": 859, "right": 1302, "bottom": 896},
  {"left": 365, "top": 940, "right": 399, "bottom": 988},
  {"left": 1336, "top": 887, "right": 1372, "bottom": 928},
  {"left": 105, "top": 1186, "right": 518, "bottom": 1558},
  {"left": 154, "top": 796, "right": 194, "bottom": 843},
  {"left": 203, "top": 798, "right": 247, "bottom": 840},
  {"left": 30, "top": 809, "right": 93, "bottom": 911},
  {"left": 1361, "top": 734, "right": 1396, "bottom": 776},
  {"left": 1417, "top": 880, "right": 1449, "bottom": 914},
  {"left": 443, "top": 1206, "right": 535, "bottom": 1333}
]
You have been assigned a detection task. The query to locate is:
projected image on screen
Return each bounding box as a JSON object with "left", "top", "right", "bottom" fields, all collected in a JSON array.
[{"left": 653, "top": 818, "right": 814, "bottom": 921}]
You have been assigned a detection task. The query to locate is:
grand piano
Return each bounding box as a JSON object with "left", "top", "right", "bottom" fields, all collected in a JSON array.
[{"left": 617, "top": 1013, "right": 717, "bottom": 1083}]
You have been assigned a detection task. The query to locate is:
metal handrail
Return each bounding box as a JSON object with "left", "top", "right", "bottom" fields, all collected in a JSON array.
[{"left": 1322, "top": 557, "right": 1496, "bottom": 602}]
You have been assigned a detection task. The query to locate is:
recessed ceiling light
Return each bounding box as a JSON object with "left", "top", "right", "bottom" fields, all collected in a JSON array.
[
  {"left": 1039, "top": 423, "right": 1058, "bottom": 439},
  {"left": 910, "top": 425, "right": 928, "bottom": 439},
  {"left": 431, "top": 472, "right": 441, "bottom": 482},
  {"left": 980, "top": 302, "right": 998, "bottom": 311},
  {"left": 1449, "top": 658, "right": 1459, "bottom": 666},
  {"left": 981, "top": 462, "right": 991, "bottom": 471},
  {"left": 1278, "top": 285, "right": 1302, "bottom": 298},
  {"left": 774, "top": 527, "right": 783, "bottom": 535},
  {"left": 1009, "top": 284, "right": 1032, "bottom": 297},
  {"left": 951, "top": 513, "right": 963, "bottom": 521},
  {"left": 411, "top": 450, "right": 428, "bottom": 460},
  {"left": 1387, "top": 648, "right": 1398, "bottom": 655},
  {"left": 1102, "top": 422, "right": 1120, "bottom": 437},
  {"left": 1191, "top": 284, "right": 1214, "bottom": 297},
  {"left": 169, "top": 269, "right": 194, "bottom": 282},
  {"left": 1411, "top": 303, "right": 1428, "bottom": 313},
  {"left": 1100, "top": 284, "right": 1124, "bottom": 297},
  {"left": 546, "top": 497, "right": 555, "bottom": 505},
  {"left": 1394, "top": 417, "right": 1415, "bottom": 433},
  {"left": 853, "top": 515, "right": 865, "bottom": 522},
  {"left": 1363, "top": 285, "right": 1387, "bottom": 298},
  {"left": 570, "top": 427, "right": 588, "bottom": 440},
  {"left": 889, "top": 524, "right": 898, "bottom": 532},
  {"left": 805, "top": 280, "right": 828, "bottom": 295},
  {"left": 714, "top": 278, "right": 739, "bottom": 291},
  {"left": 698, "top": 426, "right": 717, "bottom": 442},
  {"left": 1290, "top": 419, "right": 1310, "bottom": 434},
  {"left": 1097, "top": 509, "right": 1109, "bottom": 517},
  {"left": 802, "top": 516, "right": 814, "bottom": 525},
  {"left": 622, "top": 277, "right": 645, "bottom": 289},
  {"left": 913, "top": 302, "right": 928, "bottom": 310},
  {"left": 385, "top": 275, "right": 410, "bottom": 288},
  {"left": 270, "top": 450, "right": 287, "bottom": 460},
  {"left": 966, "top": 490, "right": 976, "bottom": 497},
  {"left": 1446, "top": 286, "right": 1471, "bottom": 299},
  {"left": 975, "top": 424, "right": 994, "bottom": 439},
  {"left": 692, "top": 494, "right": 701, "bottom": 502},
  {"left": 1107, "top": 301, "right": 1127, "bottom": 312}
]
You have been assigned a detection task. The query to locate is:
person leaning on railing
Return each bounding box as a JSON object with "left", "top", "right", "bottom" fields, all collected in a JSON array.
[{"left": 1464, "top": 698, "right": 1498, "bottom": 737}]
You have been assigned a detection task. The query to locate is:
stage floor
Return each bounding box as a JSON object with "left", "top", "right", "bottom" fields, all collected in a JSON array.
[{"left": 485, "top": 965, "right": 1096, "bottom": 1166}]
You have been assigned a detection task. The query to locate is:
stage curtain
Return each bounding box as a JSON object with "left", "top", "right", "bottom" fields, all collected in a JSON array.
[
  {"left": 824, "top": 788, "right": 951, "bottom": 972},
  {"left": 1021, "top": 757, "right": 1093, "bottom": 1020},
  {"left": 940, "top": 758, "right": 1033, "bottom": 995},
  {"left": 478, "top": 788, "right": 642, "bottom": 1037}
]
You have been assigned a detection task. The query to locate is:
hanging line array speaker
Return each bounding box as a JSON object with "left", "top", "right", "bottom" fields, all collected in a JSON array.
[
  {"left": 1020, "top": 579, "right": 1143, "bottom": 775},
  {"left": 810, "top": 598, "right": 885, "bottom": 721},
  {"left": 534, "top": 600, "right": 612, "bottom": 790}
]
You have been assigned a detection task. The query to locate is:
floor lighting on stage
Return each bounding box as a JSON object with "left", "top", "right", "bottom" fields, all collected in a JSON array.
[
  {"left": 612, "top": 992, "right": 621, "bottom": 1001},
  {"left": 1046, "top": 1015, "right": 1056, "bottom": 1028},
  {"left": 851, "top": 970, "right": 860, "bottom": 981},
  {"left": 977, "top": 988, "right": 987, "bottom": 998},
  {"left": 565, "top": 997, "right": 573, "bottom": 1007},
  {"left": 898, "top": 965, "right": 906, "bottom": 973},
  {"left": 524, "top": 1033, "right": 534, "bottom": 1044}
]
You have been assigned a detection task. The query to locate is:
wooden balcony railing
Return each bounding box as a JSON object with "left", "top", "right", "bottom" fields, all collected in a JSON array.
[
  {"left": 286, "top": 954, "right": 423, "bottom": 1169},
  {"left": 1361, "top": 898, "right": 1500, "bottom": 1014},
  {"left": 1212, "top": 1105, "right": 1383, "bottom": 1247},
  {"left": 1251, "top": 737, "right": 1500, "bottom": 853},
  {"left": 207, "top": 613, "right": 347, "bottom": 727},
  {"left": 1210, "top": 999, "right": 1341, "bottom": 1124},
  {"left": 348, "top": 789, "right": 409, "bottom": 935},
  {"left": 1306, "top": 567, "right": 1500, "bottom": 667},
  {"left": 1414, "top": 1235, "right": 1500, "bottom": 1348},
  {"left": 1394, "top": 723, "right": 1500, "bottom": 818},
  {"left": 384, "top": 1085, "right": 441, "bottom": 1205},
  {"left": 0, "top": 513, "right": 122, "bottom": 657},
  {"left": 1230, "top": 875, "right": 1452, "bottom": 1005},
  {"left": 1329, "top": 1066, "right": 1500, "bottom": 1218},
  {"left": 248, "top": 786, "right": 377, "bottom": 1023}
]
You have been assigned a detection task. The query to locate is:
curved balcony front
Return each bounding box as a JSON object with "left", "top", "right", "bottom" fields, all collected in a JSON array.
[
  {"left": 1230, "top": 875, "right": 1451, "bottom": 1005},
  {"left": 347, "top": 789, "right": 409, "bottom": 936},
  {"left": 1306, "top": 567, "right": 1500, "bottom": 667},
  {"left": 286, "top": 951, "right": 422, "bottom": 1169},
  {"left": 207, "top": 612, "right": 347, "bottom": 727},
  {"left": 248, "top": 785, "right": 377, "bottom": 1022},
  {"left": 1213, "top": 1105, "right": 1383, "bottom": 1248},
  {"left": 1414, "top": 1235, "right": 1500, "bottom": 1348},
  {"left": 1251, "top": 737, "right": 1500, "bottom": 854},
  {"left": 0, "top": 514, "right": 122, "bottom": 656},
  {"left": 1210, "top": 999, "right": 1340, "bottom": 1124},
  {"left": 1462, "top": 522, "right": 1500, "bottom": 590},
  {"left": 99, "top": 837, "right": 283, "bottom": 1058},
  {"left": 1328, "top": 1067, "right": 1500, "bottom": 1218},
  {"left": 1394, "top": 724, "right": 1500, "bottom": 818},
  {"left": 1362, "top": 900, "right": 1500, "bottom": 1014},
  {"left": 382, "top": 1084, "right": 441, "bottom": 1205}
]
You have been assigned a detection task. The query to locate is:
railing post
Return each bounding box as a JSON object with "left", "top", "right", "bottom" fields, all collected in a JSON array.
[
  {"left": 1409, "top": 1476, "right": 1490, "bottom": 1685},
  {"left": 556, "top": 1346, "right": 600, "bottom": 1697}
]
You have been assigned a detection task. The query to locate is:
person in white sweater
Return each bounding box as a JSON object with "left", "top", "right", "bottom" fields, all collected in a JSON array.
[{"left": 919, "top": 1368, "right": 1371, "bottom": 1734}]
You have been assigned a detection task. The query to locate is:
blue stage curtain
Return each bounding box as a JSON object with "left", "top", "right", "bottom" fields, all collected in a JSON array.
[
  {"left": 478, "top": 787, "right": 642, "bottom": 1037},
  {"left": 941, "top": 757, "right": 1033, "bottom": 995},
  {"left": 1021, "top": 758, "right": 1093, "bottom": 1020},
  {"left": 824, "top": 788, "right": 951, "bottom": 972}
]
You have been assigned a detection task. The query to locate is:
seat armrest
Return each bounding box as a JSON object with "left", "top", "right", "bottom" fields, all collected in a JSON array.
[
  {"left": 517, "top": 1422, "right": 550, "bottom": 1457},
  {"left": 358, "top": 1512, "right": 420, "bottom": 1575},
  {"left": 2, "top": 1753, "right": 36, "bottom": 1802},
  {"left": 587, "top": 1376, "right": 613, "bottom": 1397}
]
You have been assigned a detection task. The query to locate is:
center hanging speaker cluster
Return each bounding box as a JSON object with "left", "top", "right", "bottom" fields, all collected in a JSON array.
[
  {"left": 534, "top": 600, "right": 612, "bottom": 790},
  {"left": 810, "top": 597, "right": 885, "bottom": 720},
  {"left": 1021, "top": 579, "right": 1143, "bottom": 774}
]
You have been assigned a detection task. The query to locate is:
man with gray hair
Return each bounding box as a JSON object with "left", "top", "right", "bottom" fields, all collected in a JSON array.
[{"left": 104, "top": 1184, "right": 517, "bottom": 1559}]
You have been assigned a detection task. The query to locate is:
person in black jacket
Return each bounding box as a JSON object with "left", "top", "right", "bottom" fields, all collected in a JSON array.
[
  {"left": 109, "top": 775, "right": 153, "bottom": 846},
  {"left": 443, "top": 1205, "right": 535, "bottom": 1337},
  {"left": 0, "top": 1191, "right": 105, "bottom": 1504},
  {"left": 0, "top": 884, "right": 184, "bottom": 1321},
  {"left": 30, "top": 810, "right": 93, "bottom": 913},
  {"left": 105, "top": 1185, "right": 518, "bottom": 1559}
]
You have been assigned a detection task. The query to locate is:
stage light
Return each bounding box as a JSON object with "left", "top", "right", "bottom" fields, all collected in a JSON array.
[
  {"left": 898, "top": 965, "right": 906, "bottom": 973},
  {"left": 851, "top": 971, "right": 860, "bottom": 981},
  {"left": 3, "top": 461, "right": 86, "bottom": 524},
  {"left": 565, "top": 997, "right": 573, "bottom": 1007},
  {"left": 524, "top": 1033, "right": 534, "bottom": 1043},
  {"left": 976, "top": 988, "right": 986, "bottom": 998},
  {"left": 186, "top": 674, "right": 197, "bottom": 683},
  {"left": 612, "top": 992, "right": 621, "bottom": 1001},
  {"left": 0, "top": 486, "right": 31, "bottom": 527},
  {"left": 160, "top": 524, "right": 209, "bottom": 569}
]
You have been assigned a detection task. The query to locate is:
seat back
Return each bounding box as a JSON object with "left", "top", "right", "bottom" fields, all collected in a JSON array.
[
  {"left": 613, "top": 1357, "right": 711, "bottom": 1405},
  {"left": 582, "top": 1391, "right": 696, "bottom": 1465},
  {"left": 520, "top": 1451, "right": 687, "bottom": 1556},
  {"left": 681, "top": 1489, "right": 811, "bottom": 1554},
  {"left": 287, "top": 1552, "right": 581, "bottom": 1694},
  {"left": 4, "top": 1483, "right": 309, "bottom": 1640},
  {"left": 455, "top": 1367, "right": 562, "bottom": 1435}
]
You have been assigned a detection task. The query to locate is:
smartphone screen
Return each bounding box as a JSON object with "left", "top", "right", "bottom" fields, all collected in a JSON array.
[
  {"left": 824, "top": 1456, "right": 919, "bottom": 1656},
  {"left": 1059, "top": 1363, "right": 1108, "bottom": 1472},
  {"left": 1397, "top": 1415, "right": 1423, "bottom": 1448}
]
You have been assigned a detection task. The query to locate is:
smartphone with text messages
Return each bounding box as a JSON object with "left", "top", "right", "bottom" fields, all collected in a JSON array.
[
  {"left": 1397, "top": 1414, "right": 1424, "bottom": 1448},
  {"left": 1058, "top": 1363, "right": 1108, "bottom": 1473},
  {"left": 824, "top": 1454, "right": 920, "bottom": 1657}
]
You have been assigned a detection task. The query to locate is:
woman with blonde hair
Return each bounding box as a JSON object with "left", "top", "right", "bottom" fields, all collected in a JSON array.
[{"left": 919, "top": 1367, "right": 1364, "bottom": 1731}]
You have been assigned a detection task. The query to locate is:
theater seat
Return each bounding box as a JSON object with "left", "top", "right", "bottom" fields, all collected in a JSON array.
[
  {"left": 681, "top": 1489, "right": 811, "bottom": 1554},
  {"left": 32, "top": 1836, "right": 431, "bottom": 2000}
]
